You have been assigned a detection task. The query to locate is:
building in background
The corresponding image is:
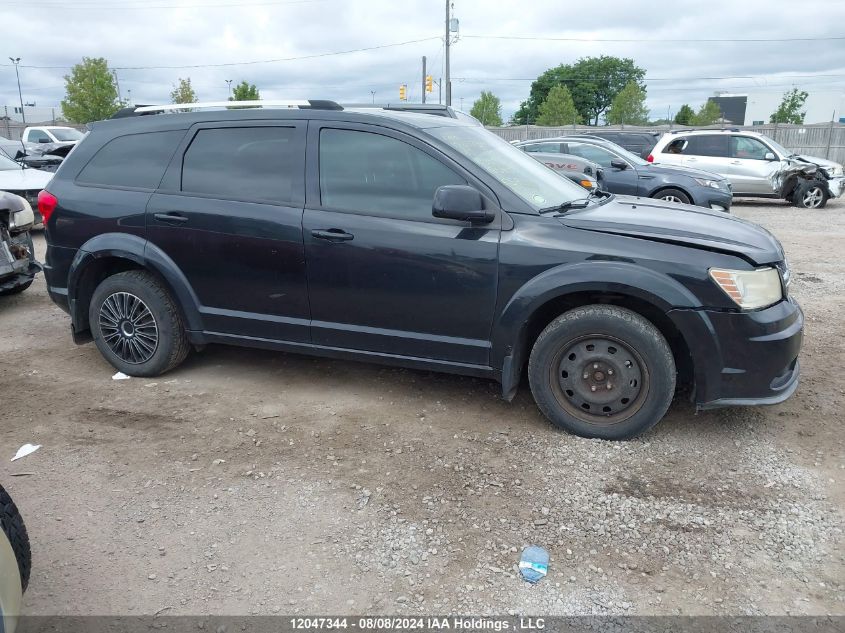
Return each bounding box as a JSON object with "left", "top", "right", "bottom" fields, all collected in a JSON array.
[
  {"left": 707, "top": 89, "right": 845, "bottom": 126},
  {"left": 1, "top": 104, "right": 64, "bottom": 124}
]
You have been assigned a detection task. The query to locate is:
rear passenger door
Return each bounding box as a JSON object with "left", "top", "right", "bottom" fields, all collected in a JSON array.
[
  {"left": 677, "top": 135, "right": 733, "bottom": 181},
  {"left": 146, "top": 122, "right": 310, "bottom": 342}
]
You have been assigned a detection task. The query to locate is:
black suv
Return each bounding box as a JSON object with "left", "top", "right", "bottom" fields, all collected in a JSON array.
[{"left": 40, "top": 101, "right": 803, "bottom": 439}]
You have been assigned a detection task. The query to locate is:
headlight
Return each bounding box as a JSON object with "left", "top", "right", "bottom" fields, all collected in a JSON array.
[
  {"left": 695, "top": 178, "right": 723, "bottom": 189},
  {"left": 709, "top": 267, "right": 783, "bottom": 309},
  {"left": 9, "top": 197, "right": 35, "bottom": 231}
]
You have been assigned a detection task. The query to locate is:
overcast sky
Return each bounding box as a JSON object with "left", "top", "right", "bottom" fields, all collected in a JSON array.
[{"left": 3, "top": 0, "right": 845, "bottom": 123}]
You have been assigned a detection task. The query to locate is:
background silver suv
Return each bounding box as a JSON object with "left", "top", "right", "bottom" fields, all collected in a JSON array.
[{"left": 650, "top": 129, "right": 845, "bottom": 208}]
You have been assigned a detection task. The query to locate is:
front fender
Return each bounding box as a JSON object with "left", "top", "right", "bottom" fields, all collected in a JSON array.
[
  {"left": 68, "top": 233, "right": 203, "bottom": 333},
  {"left": 493, "top": 260, "right": 701, "bottom": 399}
]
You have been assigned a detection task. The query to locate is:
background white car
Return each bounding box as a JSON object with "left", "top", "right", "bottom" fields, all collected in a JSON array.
[{"left": 650, "top": 129, "right": 844, "bottom": 208}]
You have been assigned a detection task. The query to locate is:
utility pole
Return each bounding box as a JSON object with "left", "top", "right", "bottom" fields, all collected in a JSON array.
[
  {"left": 113, "top": 70, "right": 122, "bottom": 103},
  {"left": 444, "top": 0, "right": 451, "bottom": 106},
  {"left": 421, "top": 56, "right": 426, "bottom": 105},
  {"left": 127, "top": 89, "right": 132, "bottom": 106},
  {"left": 9, "top": 57, "right": 25, "bottom": 124}
]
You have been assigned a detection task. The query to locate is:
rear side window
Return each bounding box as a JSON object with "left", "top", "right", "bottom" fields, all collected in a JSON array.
[
  {"left": 77, "top": 131, "right": 183, "bottom": 189},
  {"left": 319, "top": 128, "right": 466, "bottom": 220},
  {"left": 683, "top": 135, "right": 730, "bottom": 157},
  {"left": 564, "top": 142, "right": 617, "bottom": 168},
  {"left": 523, "top": 142, "right": 562, "bottom": 153},
  {"left": 181, "top": 127, "right": 298, "bottom": 204}
]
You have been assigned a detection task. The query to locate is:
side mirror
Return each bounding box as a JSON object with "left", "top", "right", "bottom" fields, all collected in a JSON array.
[
  {"left": 764, "top": 152, "right": 776, "bottom": 161},
  {"left": 610, "top": 159, "right": 628, "bottom": 170},
  {"left": 38, "top": 138, "right": 50, "bottom": 143},
  {"left": 433, "top": 185, "right": 493, "bottom": 223}
]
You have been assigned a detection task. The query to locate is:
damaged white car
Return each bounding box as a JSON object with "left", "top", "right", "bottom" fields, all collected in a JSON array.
[
  {"left": 0, "top": 191, "right": 41, "bottom": 296},
  {"left": 650, "top": 129, "right": 845, "bottom": 209}
]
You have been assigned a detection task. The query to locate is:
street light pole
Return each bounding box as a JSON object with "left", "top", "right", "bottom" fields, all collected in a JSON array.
[
  {"left": 9, "top": 57, "right": 25, "bottom": 124},
  {"left": 370, "top": 90, "right": 376, "bottom": 104},
  {"left": 444, "top": 0, "right": 451, "bottom": 106},
  {"left": 225, "top": 79, "right": 233, "bottom": 99}
]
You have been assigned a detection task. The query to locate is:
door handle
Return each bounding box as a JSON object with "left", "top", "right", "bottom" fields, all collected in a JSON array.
[
  {"left": 311, "top": 229, "right": 354, "bottom": 242},
  {"left": 730, "top": 160, "right": 742, "bottom": 165},
  {"left": 153, "top": 212, "right": 189, "bottom": 225}
]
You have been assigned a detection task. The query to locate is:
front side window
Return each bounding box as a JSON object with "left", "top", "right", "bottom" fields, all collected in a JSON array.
[
  {"left": 181, "top": 127, "right": 299, "bottom": 204},
  {"left": 77, "top": 130, "right": 183, "bottom": 189},
  {"left": 731, "top": 136, "right": 771, "bottom": 160},
  {"left": 319, "top": 128, "right": 466, "bottom": 220}
]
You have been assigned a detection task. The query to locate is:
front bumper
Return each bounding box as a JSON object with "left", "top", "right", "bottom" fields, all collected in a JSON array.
[
  {"left": 826, "top": 175, "right": 845, "bottom": 199},
  {"left": 699, "top": 187, "right": 733, "bottom": 212},
  {"left": 669, "top": 296, "right": 803, "bottom": 409}
]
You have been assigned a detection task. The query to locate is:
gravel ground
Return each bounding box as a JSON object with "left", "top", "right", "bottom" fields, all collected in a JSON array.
[{"left": 0, "top": 199, "right": 842, "bottom": 616}]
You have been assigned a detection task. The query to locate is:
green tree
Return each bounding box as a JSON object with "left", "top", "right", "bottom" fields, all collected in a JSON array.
[
  {"left": 535, "top": 85, "right": 581, "bottom": 126},
  {"left": 674, "top": 103, "right": 695, "bottom": 125},
  {"left": 512, "top": 56, "right": 646, "bottom": 126},
  {"left": 469, "top": 91, "right": 503, "bottom": 126},
  {"left": 692, "top": 99, "right": 723, "bottom": 126},
  {"left": 605, "top": 81, "right": 649, "bottom": 125},
  {"left": 230, "top": 81, "right": 260, "bottom": 102},
  {"left": 61, "top": 57, "right": 121, "bottom": 123},
  {"left": 770, "top": 88, "right": 808, "bottom": 124},
  {"left": 170, "top": 77, "right": 197, "bottom": 104}
]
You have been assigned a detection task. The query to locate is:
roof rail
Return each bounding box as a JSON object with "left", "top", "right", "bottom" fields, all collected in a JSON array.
[
  {"left": 124, "top": 100, "right": 343, "bottom": 116},
  {"left": 669, "top": 127, "right": 741, "bottom": 134}
]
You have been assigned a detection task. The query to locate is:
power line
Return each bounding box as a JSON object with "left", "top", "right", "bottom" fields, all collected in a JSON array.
[
  {"left": 463, "top": 34, "right": 845, "bottom": 43},
  {"left": 453, "top": 74, "right": 845, "bottom": 82},
  {"left": 0, "top": 37, "right": 441, "bottom": 70}
]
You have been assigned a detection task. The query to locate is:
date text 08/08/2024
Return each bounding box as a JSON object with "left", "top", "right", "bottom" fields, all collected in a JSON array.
[{"left": 290, "top": 617, "right": 547, "bottom": 630}]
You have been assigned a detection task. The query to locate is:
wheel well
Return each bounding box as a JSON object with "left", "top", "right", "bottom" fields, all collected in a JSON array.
[
  {"left": 650, "top": 185, "right": 692, "bottom": 202},
  {"left": 73, "top": 257, "right": 171, "bottom": 333},
  {"left": 521, "top": 292, "right": 694, "bottom": 390}
]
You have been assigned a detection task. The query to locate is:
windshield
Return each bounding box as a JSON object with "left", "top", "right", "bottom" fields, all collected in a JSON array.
[
  {"left": 428, "top": 125, "right": 588, "bottom": 210},
  {"left": 49, "top": 128, "right": 84, "bottom": 142},
  {"left": 0, "top": 154, "right": 22, "bottom": 170},
  {"left": 605, "top": 143, "right": 649, "bottom": 166},
  {"left": 763, "top": 137, "right": 793, "bottom": 158}
]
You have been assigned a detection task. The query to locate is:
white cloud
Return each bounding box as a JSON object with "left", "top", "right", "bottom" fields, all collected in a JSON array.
[{"left": 2, "top": 0, "right": 844, "bottom": 122}]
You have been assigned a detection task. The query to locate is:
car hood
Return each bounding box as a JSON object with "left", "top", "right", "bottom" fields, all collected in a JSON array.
[
  {"left": 794, "top": 154, "right": 843, "bottom": 175},
  {"left": 560, "top": 196, "right": 783, "bottom": 265},
  {"left": 0, "top": 168, "right": 53, "bottom": 190},
  {"left": 644, "top": 161, "right": 728, "bottom": 181}
]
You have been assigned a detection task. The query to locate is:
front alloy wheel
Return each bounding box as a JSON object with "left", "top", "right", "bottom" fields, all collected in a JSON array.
[{"left": 801, "top": 185, "right": 825, "bottom": 208}]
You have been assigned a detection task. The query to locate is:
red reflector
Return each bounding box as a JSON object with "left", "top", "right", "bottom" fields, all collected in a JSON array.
[
  {"left": 38, "top": 190, "right": 58, "bottom": 225},
  {"left": 646, "top": 154, "right": 654, "bottom": 163}
]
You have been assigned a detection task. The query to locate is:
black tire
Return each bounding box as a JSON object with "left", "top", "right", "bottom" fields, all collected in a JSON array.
[
  {"left": 528, "top": 305, "right": 676, "bottom": 440},
  {"left": 791, "top": 180, "right": 828, "bottom": 209},
  {"left": 0, "top": 278, "right": 34, "bottom": 296},
  {"left": 652, "top": 188, "right": 691, "bottom": 205},
  {"left": 0, "top": 484, "right": 31, "bottom": 593},
  {"left": 89, "top": 270, "right": 190, "bottom": 377}
]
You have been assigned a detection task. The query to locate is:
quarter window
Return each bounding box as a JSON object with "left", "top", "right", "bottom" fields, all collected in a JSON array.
[
  {"left": 319, "top": 128, "right": 466, "bottom": 220},
  {"left": 77, "top": 131, "right": 183, "bottom": 189},
  {"left": 181, "top": 127, "right": 299, "bottom": 203}
]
